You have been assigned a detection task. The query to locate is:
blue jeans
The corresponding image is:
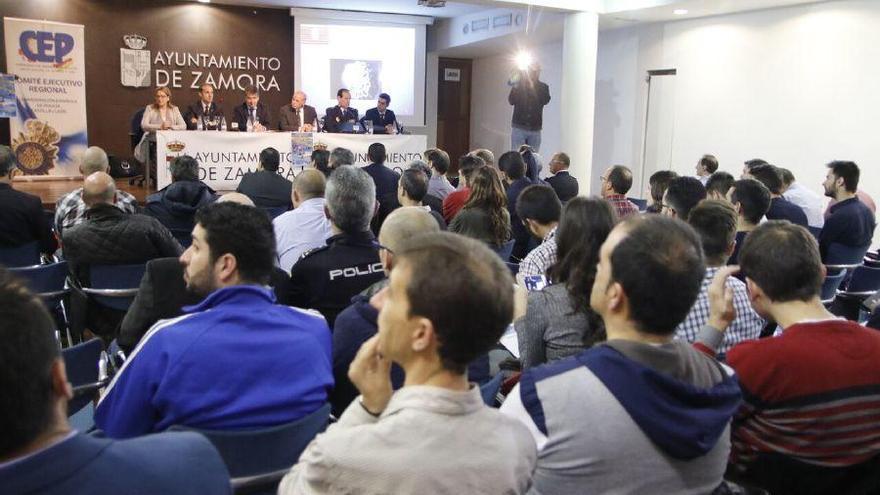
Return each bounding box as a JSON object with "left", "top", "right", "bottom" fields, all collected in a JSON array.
[{"left": 511, "top": 126, "right": 542, "bottom": 152}]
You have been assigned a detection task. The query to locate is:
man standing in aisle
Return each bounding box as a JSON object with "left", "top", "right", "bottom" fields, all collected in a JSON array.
[{"left": 508, "top": 61, "right": 551, "bottom": 152}]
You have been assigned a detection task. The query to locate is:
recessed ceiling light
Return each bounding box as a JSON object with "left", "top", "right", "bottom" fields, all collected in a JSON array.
[
  {"left": 673, "top": 9, "right": 688, "bottom": 15},
  {"left": 198, "top": 0, "right": 211, "bottom": 3}
]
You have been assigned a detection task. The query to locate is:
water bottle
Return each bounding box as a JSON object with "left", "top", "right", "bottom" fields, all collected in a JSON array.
[
  {"left": 246, "top": 115, "right": 254, "bottom": 132},
  {"left": 220, "top": 116, "right": 227, "bottom": 131},
  {"left": 196, "top": 116, "right": 203, "bottom": 131}
]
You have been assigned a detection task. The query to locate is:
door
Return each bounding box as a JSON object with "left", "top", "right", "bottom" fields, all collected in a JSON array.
[{"left": 437, "top": 58, "right": 472, "bottom": 175}]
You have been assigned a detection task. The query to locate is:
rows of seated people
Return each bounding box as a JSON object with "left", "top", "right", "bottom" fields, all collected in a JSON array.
[{"left": 1, "top": 141, "right": 879, "bottom": 494}]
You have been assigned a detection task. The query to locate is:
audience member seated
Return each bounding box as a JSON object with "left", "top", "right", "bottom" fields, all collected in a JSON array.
[
  {"left": 545, "top": 152, "right": 579, "bottom": 203},
  {"left": 405, "top": 160, "right": 444, "bottom": 215},
  {"left": 397, "top": 168, "right": 446, "bottom": 230},
  {"left": 274, "top": 169, "right": 332, "bottom": 272},
  {"left": 449, "top": 166, "right": 511, "bottom": 250},
  {"left": 0, "top": 145, "right": 57, "bottom": 257},
  {"left": 501, "top": 151, "right": 534, "bottom": 260},
  {"left": 442, "top": 154, "right": 483, "bottom": 223},
  {"left": 95, "top": 202, "right": 332, "bottom": 438},
  {"left": 232, "top": 85, "right": 270, "bottom": 132},
  {"left": 502, "top": 215, "right": 741, "bottom": 494},
  {"left": 471, "top": 148, "right": 496, "bottom": 169},
  {"left": 705, "top": 171, "right": 735, "bottom": 201},
  {"left": 645, "top": 170, "right": 677, "bottom": 214},
  {"left": 727, "top": 178, "right": 771, "bottom": 265},
  {"left": 120, "top": 193, "right": 294, "bottom": 353},
  {"left": 363, "top": 142, "right": 401, "bottom": 235},
  {"left": 0, "top": 269, "right": 232, "bottom": 495},
  {"left": 520, "top": 145, "right": 544, "bottom": 184},
  {"left": 695, "top": 154, "right": 719, "bottom": 186},
  {"left": 748, "top": 163, "right": 809, "bottom": 227},
  {"left": 779, "top": 167, "right": 825, "bottom": 229},
  {"left": 279, "top": 232, "right": 537, "bottom": 494},
  {"left": 311, "top": 148, "right": 331, "bottom": 177},
  {"left": 696, "top": 221, "right": 880, "bottom": 494},
  {"left": 330, "top": 207, "right": 440, "bottom": 415},
  {"left": 425, "top": 148, "right": 455, "bottom": 200},
  {"left": 287, "top": 166, "right": 383, "bottom": 328},
  {"left": 741, "top": 158, "right": 769, "bottom": 179},
  {"left": 328, "top": 146, "right": 354, "bottom": 173},
  {"left": 145, "top": 155, "right": 216, "bottom": 240},
  {"left": 663, "top": 175, "right": 706, "bottom": 221},
  {"left": 674, "top": 200, "right": 764, "bottom": 353},
  {"left": 600, "top": 164, "right": 640, "bottom": 219},
  {"left": 515, "top": 197, "right": 613, "bottom": 369},
  {"left": 819, "top": 160, "right": 875, "bottom": 261},
  {"left": 55, "top": 146, "right": 138, "bottom": 235},
  {"left": 235, "top": 147, "right": 293, "bottom": 210},
  {"left": 516, "top": 185, "right": 561, "bottom": 284},
  {"left": 63, "top": 172, "right": 181, "bottom": 339}
]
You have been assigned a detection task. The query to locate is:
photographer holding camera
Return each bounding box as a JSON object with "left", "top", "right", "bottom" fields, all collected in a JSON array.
[{"left": 508, "top": 61, "right": 551, "bottom": 153}]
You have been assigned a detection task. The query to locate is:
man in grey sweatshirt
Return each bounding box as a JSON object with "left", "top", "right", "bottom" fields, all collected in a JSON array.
[{"left": 501, "top": 215, "right": 742, "bottom": 494}]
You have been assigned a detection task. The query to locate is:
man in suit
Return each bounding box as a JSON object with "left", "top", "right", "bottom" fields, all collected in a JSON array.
[
  {"left": 182, "top": 83, "right": 225, "bottom": 130},
  {"left": 278, "top": 90, "right": 318, "bottom": 132},
  {"left": 236, "top": 147, "right": 293, "bottom": 209},
  {"left": 324, "top": 88, "right": 359, "bottom": 133},
  {"left": 0, "top": 145, "right": 57, "bottom": 257},
  {"left": 0, "top": 268, "right": 231, "bottom": 495},
  {"left": 361, "top": 92, "right": 398, "bottom": 134},
  {"left": 363, "top": 142, "right": 401, "bottom": 234},
  {"left": 545, "top": 152, "right": 579, "bottom": 202},
  {"left": 232, "top": 85, "right": 270, "bottom": 132}
]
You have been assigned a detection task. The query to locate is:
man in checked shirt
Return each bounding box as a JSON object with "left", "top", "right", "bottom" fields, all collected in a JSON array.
[
  {"left": 54, "top": 146, "right": 138, "bottom": 235},
  {"left": 675, "top": 199, "right": 764, "bottom": 354}
]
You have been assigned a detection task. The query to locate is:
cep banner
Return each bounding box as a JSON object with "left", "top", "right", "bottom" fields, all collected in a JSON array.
[
  {"left": 4, "top": 18, "right": 87, "bottom": 177},
  {"left": 156, "top": 131, "right": 427, "bottom": 190}
]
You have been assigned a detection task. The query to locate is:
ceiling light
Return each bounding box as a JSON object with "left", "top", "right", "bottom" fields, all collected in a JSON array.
[
  {"left": 198, "top": 0, "right": 211, "bottom": 3},
  {"left": 673, "top": 9, "right": 688, "bottom": 15}
]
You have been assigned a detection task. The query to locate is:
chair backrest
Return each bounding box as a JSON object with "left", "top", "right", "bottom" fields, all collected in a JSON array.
[
  {"left": 9, "top": 261, "right": 69, "bottom": 298},
  {"left": 81, "top": 263, "right": 147, "bottom": 311},
  {"left": 826, "top": 243, "right": 870, "bottom": 266},
  {"left": 821, "top": 270, "right": 847, "bottom": 303},
  {"left": 844, "top": 264, "right": 880, "bottom": 295},
  {"left": 493, "top": 239, "right": 515, "bottom": 262},
  {"left": 62, "top": 338, "right": 103, "bottom": 416},
  {"left": 0, "top": 241, "right": 41, "bottom": 268},
  {"left": 628, "top": 197, "right": 648, "bottom": 211},
  {"left": 480, "top": 373, "right": 504, "bottom": 407},
  {"left": 263, "top": 206, "right": 288, "bottom": 220},
  {"left": 170, "top": 403, "right": 331, "bottom": 478},
  {"left": 807, "top": 226, "right": 822, "bottom": 240},
  {"left": 505, "top": 262, "right": 520, "bottom": 276},
  {"left": 130, "top": 107, "right": 146, "bottom": 143}
]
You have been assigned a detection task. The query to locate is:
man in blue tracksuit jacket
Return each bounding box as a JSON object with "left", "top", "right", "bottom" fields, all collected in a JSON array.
[{"left": 95, "top": 202, "right": 333, "bottom": 438}]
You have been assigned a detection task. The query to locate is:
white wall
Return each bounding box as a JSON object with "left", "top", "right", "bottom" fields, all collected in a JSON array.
[
  {"left": 470, "top": 40, "right": 563, "bottom": 174},
  {"left": 593, "top": 0, "right": 880, "bottom": 210}
]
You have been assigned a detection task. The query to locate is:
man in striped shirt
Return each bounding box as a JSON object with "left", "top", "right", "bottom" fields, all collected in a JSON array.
[{"left": 697, "top": 221, "right": 880, "bottom": 494}]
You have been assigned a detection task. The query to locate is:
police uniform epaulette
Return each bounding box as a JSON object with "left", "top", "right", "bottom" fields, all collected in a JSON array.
[{"left": 298, "top": 244, "right": 330, "bottom": 260}]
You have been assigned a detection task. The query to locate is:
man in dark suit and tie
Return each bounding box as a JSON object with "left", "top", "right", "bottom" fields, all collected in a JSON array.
[
  {"left": 232, "top": 85, "right": 270, "bottom": 132},
  {"left": 182, "top": 84, "right": 225, "bottom": 130},
  {"left": 324, "top": 88, "right": 359, "bottom": 133},
  {"left": 361, "top": 92, "right": 398, "bottom": 134},
  {"left": 545, "top": 152, "right": 579, "bottom": 203},
  {"left": 278, "top": 90, "right": 318, "bottom": 132}
]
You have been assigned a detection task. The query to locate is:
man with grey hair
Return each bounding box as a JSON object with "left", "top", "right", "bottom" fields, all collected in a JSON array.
[
  {"left": 274, "top": 169, "right": 333, "bottom": 272},
  {"left": 145, "top": 155, "right": 216, "bottom": 242},
  {"left": 329, "top": 147, "right": 355, "bottom": 172},
  {"left": 286, "top": 166, "right": 383, "bottom": 328},
  {"left": 55, "top": 146, "right": 139, "bottom": 234},
  {"left": 278, "top": 90, "right": 317, "bottom": 132}
]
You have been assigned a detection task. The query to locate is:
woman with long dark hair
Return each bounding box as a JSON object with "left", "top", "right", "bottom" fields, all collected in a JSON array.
[
  {"left": 449, "top": 166, "right": 511, "bottom": 248},
  {"left": 515, "top": 196, "right": 616, "bottom": 369}
]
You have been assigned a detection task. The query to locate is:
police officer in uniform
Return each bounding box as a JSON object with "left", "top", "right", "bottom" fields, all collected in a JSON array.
[{"left": 287, "top": 166, "right": 383, "bottom": 328}]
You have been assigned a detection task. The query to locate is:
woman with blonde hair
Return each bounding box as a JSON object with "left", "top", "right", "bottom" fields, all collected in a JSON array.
[
  {"left": 449, "top": 165, "right": 511, "bottom": 249},
  {"left": 135, "top": 86, "right": 186, "bottom": 165}
]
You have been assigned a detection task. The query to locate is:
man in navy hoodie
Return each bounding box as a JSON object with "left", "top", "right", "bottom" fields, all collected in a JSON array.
[{"left": 501, "top": 215, "right": 741, "bottom": 494}]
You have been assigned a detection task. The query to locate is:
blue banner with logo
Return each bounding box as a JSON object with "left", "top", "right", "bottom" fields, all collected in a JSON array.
[{"left": 3, "top": 17, "right": 87, "bottom": 177}]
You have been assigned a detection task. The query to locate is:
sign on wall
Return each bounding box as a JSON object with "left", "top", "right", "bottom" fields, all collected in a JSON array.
[{"left": 3, "top": 17, "right": 87, "bottom": 177}]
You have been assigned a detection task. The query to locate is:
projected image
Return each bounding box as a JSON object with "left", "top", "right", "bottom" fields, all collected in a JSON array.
[
  {"left": 298, "top": 22, "right": 423, "bottom": 125},
  {"left": 330, "top": 59, "right": 382, "bottom": 100}
]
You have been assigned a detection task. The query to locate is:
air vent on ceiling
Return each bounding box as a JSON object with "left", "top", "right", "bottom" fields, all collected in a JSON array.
[{"left": 418, "top": 0, "right": 447, "bottom": 7}]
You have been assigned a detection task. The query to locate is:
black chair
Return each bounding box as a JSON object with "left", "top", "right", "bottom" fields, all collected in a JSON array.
[
  {"left": 170, "top": 403, "right": 331, "bottom": 495},
  {"left": 62, "top": 338, "right": 104, "bottom": 417},
  {"left": 825, "top": 243, "right": 870, "bottom": 271},
  {"left": 0, "top": 241, "right": 41, "bottom": 267},
  {"left": 807, "top": 226, "right": 822, "bottom": 240},
  {"left": 628, "top": 197, "right": 648, "bottom": 211},
  {"left": 820, "top": 270, "right": 847, "bottom": 305},
  {"left": 480, "top": 373, "right": 504, "bottom": 407},
  {"left": 10, "top": 261, "right": 72, "bottom": 344},
  {"left": 81, "top": 263, "right": 147, "bottom": 312},
  {"left": 838, "top": 264, "right": 880, "bottom": 299}
]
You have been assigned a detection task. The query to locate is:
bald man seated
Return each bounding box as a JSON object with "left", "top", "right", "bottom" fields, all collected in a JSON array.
[
  {"left": 273, "top": 169, "right": 333, "bottom": 272},
  {"left": 55, "top": 146, "right": 139, "bottom": 235},
  {"left": 63, "top": 172, "right": 182, "bottom": 339}
]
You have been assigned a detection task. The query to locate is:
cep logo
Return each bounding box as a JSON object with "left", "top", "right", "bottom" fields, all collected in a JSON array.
[
  {"left": 329, "top": 263, "right": 384, "bottom": 281},
  {"left": 19, "top": 31, "right": 75, "bottom": 64}
]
